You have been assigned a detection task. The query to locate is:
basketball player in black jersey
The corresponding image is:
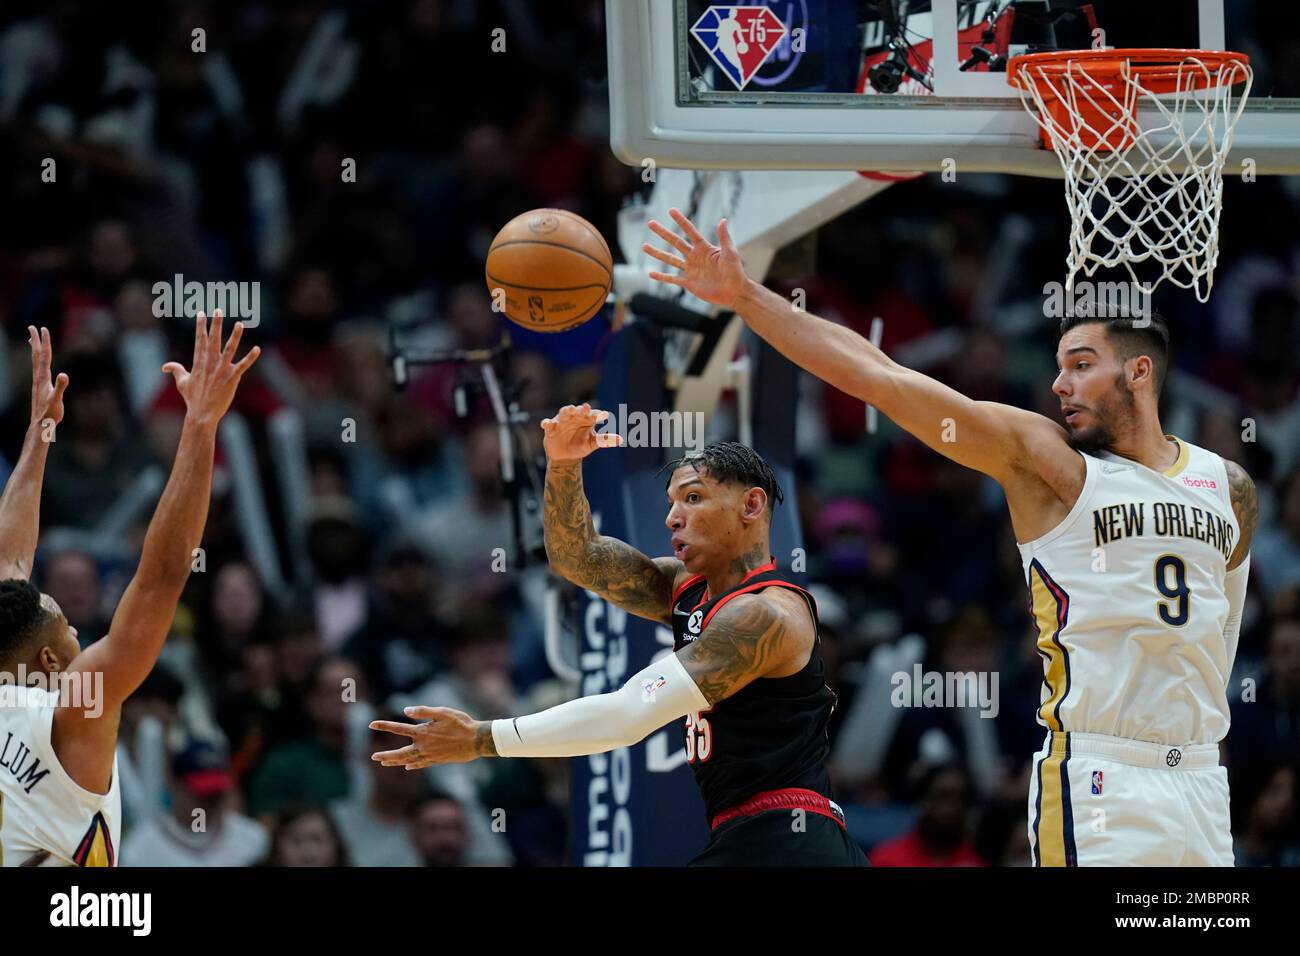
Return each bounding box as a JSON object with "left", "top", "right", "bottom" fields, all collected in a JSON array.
[{"left": 370, "top": 403, "right": 867, "bottom": 866}]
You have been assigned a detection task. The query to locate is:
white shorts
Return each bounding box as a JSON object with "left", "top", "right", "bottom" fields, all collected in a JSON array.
[{"left": 1027, "top": 731, "right": 1233, "bottom": 867}]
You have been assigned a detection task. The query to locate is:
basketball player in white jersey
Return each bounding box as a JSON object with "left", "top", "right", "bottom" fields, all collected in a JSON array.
[
  {"left": 0, "top": 312, "right": 258, "bottom": 866},
  {"left": 644, "top": 210, "right": 1258, "bottom": 866}
]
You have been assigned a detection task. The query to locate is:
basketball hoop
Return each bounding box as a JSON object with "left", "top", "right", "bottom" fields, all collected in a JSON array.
[{"left": 1008, "top": 49, "right": 1253, "bottom": 303}]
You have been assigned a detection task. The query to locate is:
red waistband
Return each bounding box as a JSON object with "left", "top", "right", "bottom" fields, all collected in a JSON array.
[{"left": 711, "top": 787, "right": 846, "bottom": 831}]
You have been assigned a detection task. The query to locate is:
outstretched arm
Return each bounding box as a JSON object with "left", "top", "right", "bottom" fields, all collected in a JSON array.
[
  {"left": 0, "top": 327, "right": 69, "bottom": 580},
  {"left": 369, "top": 592, "right": 808, "bottom": 768},
  {"left": 542, "top": 403, "right": 683, "bottom": 624},
  {"left": 56, "top": 312, "right": 259, "bottom": 792},
  {"left": 643, "top": 210, "right": 1073, "bottom": 485}
]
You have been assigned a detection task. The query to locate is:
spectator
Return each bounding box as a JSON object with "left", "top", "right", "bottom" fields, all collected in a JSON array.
[
  {"left": 412, "top": 791, "right": 472, "bottom": 868},
  {"left": 1254, "top": 469, "right": 1300, "bottom": 604},
  {"left": 1233, "top": 763, "right": 1300, "bottom": 867},
  {"left": 1228, "top": 617, "right": 1300, "bottom": 767},
  {"left": 263, "top": 806, "right": 350, "bottom": 867},
  {"left": 870, "top": 765, "right": 987, "bottom": 866},
  {"left": 342, "top": 541, "right": 445, "bottom": 700},
  {"left": 245, "top": 657, "right": 364, "bottom": 818},
  {"left": 329, "top": 712, "right": 430, "bottom": 867},
  {"left": 40, "top": 548, "right": 108, "bottom": 648},
  {"left": 39, "top": 349, "right": 157, "bottom": 530},
  {"left": 122, "top": 741, "right": 269, "bottom": 867}
]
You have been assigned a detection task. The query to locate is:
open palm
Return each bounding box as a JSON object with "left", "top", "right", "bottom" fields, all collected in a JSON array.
[{"left": 643, "top": 208, "right": 749, "bottom": 309}]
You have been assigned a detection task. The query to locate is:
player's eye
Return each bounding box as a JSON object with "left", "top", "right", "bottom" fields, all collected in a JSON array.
[{"left": 687, "top": 493, "right": 700, "bottom": 503}]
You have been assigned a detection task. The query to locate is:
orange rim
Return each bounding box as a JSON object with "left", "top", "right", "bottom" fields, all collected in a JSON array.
[{"left": 1008, "top": 48, "right": 1251, "bottom": 96}]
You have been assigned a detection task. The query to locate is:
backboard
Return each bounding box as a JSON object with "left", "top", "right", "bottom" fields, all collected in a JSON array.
[{"left": 607, "top": 0, "right": 1300, "bottom": 176}]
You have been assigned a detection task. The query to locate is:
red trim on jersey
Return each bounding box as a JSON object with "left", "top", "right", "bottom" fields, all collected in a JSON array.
[
  {"left": 676, "top": 572, "right": 707, "bottom": 600},
  {"left": 673, "top": 558, "right": 781, "bottom": 613},
  {"left": 701, "top": 576, "right": 806, "bottom": 630},
  {"left": 711, "top": 787, "right": 845, "bottom": 831}
]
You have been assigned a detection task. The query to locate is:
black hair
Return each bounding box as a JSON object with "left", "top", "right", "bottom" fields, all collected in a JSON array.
[
  {"left": 660, "top": 442, "right": 785, "bottom": 514},
  {"left": 1058, "top": 314, "right": 1172, "bottom": 396},
  {"left": 0, "top": 578, "right": 54, "bottom": 665}
]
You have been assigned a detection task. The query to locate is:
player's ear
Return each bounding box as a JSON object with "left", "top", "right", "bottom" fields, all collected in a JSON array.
[
  {"left": 1129, "top": 354, "right": 1154, "bottom": 391},
  {"left": 742, "top": 487, "right": 767, "bottom": 522}
]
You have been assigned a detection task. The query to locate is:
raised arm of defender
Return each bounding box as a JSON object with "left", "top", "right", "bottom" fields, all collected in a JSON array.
[
  {"left": 55, "top": 312, "right": 258, "bottom": 793},
  {"left": 643, "top": 210, "right": 1083, "bottom": 500}
]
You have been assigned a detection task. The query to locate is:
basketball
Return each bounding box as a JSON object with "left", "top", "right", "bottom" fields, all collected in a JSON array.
[{"left": 485, "top": 209, "right": 613, "bottom": 333}]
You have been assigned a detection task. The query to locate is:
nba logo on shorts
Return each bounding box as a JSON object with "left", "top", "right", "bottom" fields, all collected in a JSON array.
[
  {"left": 1091, "top": 770, "right": 1104, "bottom": 796},
  {"left": 690, "top": 6, "right": 788, "bottom": 90}
]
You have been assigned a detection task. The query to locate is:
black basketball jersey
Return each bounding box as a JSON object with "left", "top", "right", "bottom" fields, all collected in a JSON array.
[{"left": 670, "top": 558, "right": 838, "bottom": 822}]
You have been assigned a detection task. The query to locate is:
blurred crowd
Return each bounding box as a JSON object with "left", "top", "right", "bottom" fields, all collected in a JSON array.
[{"left": 0, "top": 0, "right": 1297, "bottom": 867}]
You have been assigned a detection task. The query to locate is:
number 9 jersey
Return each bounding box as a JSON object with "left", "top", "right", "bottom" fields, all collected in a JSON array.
[{"left": 1017, "top": 436, "right": 1242, "bottom": 746}]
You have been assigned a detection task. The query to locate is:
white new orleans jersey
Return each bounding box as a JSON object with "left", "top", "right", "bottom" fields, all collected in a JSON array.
[
  {"left": 0, "top": 685, "right": 120, "bottom": 866},
  {"left": 1017, "top": 436, "right": 1240, "bottom": 747}
]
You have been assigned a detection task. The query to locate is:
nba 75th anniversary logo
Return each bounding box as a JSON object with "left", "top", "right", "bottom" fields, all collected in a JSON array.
[{"left": 690, "top": 6, "right": 788, "bottom": 90}]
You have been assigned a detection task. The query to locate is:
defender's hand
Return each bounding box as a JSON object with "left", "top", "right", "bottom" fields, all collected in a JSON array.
[
  {"left": 540, "top": 403, "right": 623, "bottom": 464},
  {"left": 163, "top": 310, "right": 260, "bottom": 427},
  {"left": 643, "top": 209, "right": 748, "bottom": 309},
  {"left": 28, "top": 326, "right": 68, "bottom": 428}
]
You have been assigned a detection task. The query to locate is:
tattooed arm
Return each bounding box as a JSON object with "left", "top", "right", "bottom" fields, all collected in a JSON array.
[
  {"left": 541, "top": 404, "right": 683, "bottom": 624},
  {"left": 369, "top": 590, "right": 817, "bottom": 768},
  {"left": 1225, "top": 459, "right": 1258, "bottom": 570},
  {"left": 676, "top": 589, "right": 814, "bottom": 705}
]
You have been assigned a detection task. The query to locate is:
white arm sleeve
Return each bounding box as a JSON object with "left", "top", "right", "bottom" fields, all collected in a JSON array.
[
  {"left": 1223, "top": 555, "right": 1250, "bottom": 675},
  {"left": 492, "top": 652, "right": 710, "bottom": 758}
]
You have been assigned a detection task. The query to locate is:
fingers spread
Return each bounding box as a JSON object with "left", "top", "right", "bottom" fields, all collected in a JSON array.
[
  {"left": 648, "top": 219, "right": 692, "bottom": 254},
  {"left": 372, "top": 744, "right": 420, "bottom": 766},
  {"left": 402, "top": 705, "right": 448, "bottom": 721},
  {"left": 193, "top": 313, "right": 208, "bottom": 365},
  {"left": 222, "top": 321, "right": 245, "bottom": 362},
  {"left": 669, "top": 208, "right": 706, "bottom": 244},
  {"left": 642, "top": 243, "right": 686, "bottom": 271},
  {"left": 208, "top": 309, "right": 224, "bottom": 360},
  {"left": 648, "top": 271, "right": 687, "bottom": 287},
  {"left": 369, "top": 719, "right": 420, "bottom": 739},
  {"left": 233, "top": 345, "right": 261, "bottom": 375},
  {"left": 718, "top": 217, "right": 737, "bottom": 252}
]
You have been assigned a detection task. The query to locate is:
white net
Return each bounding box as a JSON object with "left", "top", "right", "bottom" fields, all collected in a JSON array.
[{"left": 1011, "top": 51, "right": 1253, "bottom": 303}]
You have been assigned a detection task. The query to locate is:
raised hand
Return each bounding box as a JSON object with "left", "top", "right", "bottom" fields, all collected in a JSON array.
[
  {"left": 643, "top": 208, "right": 749, "bottom": 309},
  {"left": 162, "top": 310, "right": 261, "bottom": 427},
  {"left": 540, "top": 403, "right": 624, "bottom": 464},
  {"left": 27, "top": 326, "right": 69, "bottom": 428}
]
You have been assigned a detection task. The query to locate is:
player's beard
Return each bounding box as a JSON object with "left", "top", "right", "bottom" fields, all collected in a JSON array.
[{"left": 1066, "top": 371, "right": 1136, "bottom": 454}]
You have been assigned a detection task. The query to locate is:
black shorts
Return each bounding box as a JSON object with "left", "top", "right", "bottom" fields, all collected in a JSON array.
[{"left": 689, "top": 809, "right": 871, "bottom": 867}]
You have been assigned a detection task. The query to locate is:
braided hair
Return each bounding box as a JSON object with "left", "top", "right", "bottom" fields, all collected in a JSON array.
[{"left": 660, "top": 442, "right": 785, "bottom": 515}]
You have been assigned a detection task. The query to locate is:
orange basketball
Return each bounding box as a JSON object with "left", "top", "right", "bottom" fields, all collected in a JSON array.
[{"left": 485, "top": 209, "right": 613, "bottom": 333}]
